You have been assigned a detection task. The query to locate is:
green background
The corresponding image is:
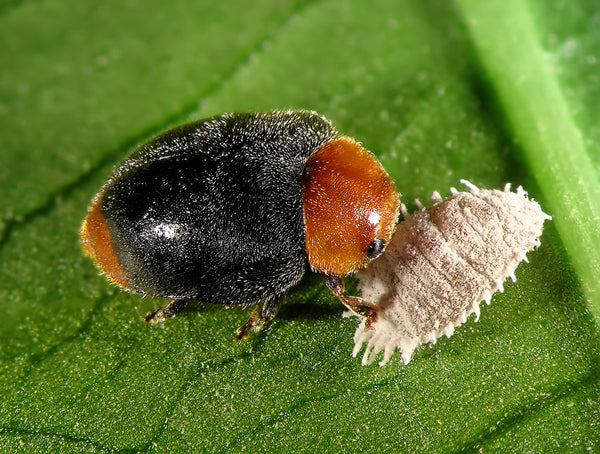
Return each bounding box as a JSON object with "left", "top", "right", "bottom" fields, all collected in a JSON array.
[{"left": 1, "top": 0, "right": 599, "bottom": 452}]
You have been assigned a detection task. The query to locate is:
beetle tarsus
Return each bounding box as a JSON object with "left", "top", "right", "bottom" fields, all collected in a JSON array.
[
  {"left": 143, "top": 299, "right": 188, "bottom": 324},
  {"left": 364, "top": 308, "right": 378, "bottom": 330},
  {"left": 235, "top": 297, "right": 282, "bottom": 340},
  {"left": 322, "top": 273, "right": 378, "bottom": 324}
]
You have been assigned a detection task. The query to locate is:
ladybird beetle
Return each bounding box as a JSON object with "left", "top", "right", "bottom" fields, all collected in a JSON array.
[{"left": 81, "top": 111, "right": 399, "bottom": 337}]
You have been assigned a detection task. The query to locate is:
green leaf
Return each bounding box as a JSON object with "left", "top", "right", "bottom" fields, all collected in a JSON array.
[
  {"left": 455, "top": 0, "right": 600, "bottom": 320},
  {"left": 1, "top": 0, "right": 598, "bottom": 452}
]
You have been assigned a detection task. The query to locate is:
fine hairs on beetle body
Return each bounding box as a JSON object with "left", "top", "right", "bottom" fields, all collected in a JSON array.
[{"left": 81, "top": 110, "right": 400, "bottom": 338}]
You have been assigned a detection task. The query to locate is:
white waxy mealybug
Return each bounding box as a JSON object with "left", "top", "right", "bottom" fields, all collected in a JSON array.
[{"left": 352, "top": 180, "right": 551, "bottom": 366}]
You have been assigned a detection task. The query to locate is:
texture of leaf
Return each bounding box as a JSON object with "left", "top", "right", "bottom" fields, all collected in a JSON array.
[{"left": 1, "top": 0, "right": 598, "bottom": 452}]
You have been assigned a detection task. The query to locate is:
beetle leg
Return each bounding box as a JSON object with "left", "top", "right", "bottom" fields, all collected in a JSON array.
[
  {"left": 235, "top": 296, "right": 282, "bottom": 340},
  {"left": 143, "top": 299, "right": 189, "bottom": 324},
  {"left": 322, "top": 273, "right": 378, "bottom": 328}
]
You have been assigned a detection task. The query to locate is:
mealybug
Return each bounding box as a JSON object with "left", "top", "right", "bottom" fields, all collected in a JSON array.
[{"left": 353, "top": 180, "right": 551, "bottom": 366}]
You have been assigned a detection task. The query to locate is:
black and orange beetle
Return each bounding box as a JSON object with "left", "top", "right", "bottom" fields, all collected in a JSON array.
[{"left": 81, "top": 111, "right": 399, "bottom": 337}]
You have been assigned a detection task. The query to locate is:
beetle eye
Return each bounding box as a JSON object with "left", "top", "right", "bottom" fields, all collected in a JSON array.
[{"left": 366, "top": 238, "right": 386, "bottom": 259}]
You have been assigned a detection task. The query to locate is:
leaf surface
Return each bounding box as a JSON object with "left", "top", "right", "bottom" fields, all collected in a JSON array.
[{"left": 1, "top": 0, "right": 598, "bottom": 452}]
